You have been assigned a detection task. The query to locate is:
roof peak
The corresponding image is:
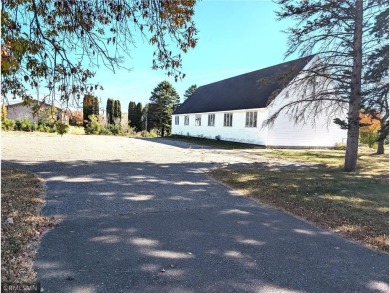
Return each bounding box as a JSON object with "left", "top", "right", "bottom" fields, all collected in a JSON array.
[
  {"left": 174, "top": 55, "right": 316, "bottom": 115},
  {"left": 199, "top": 55, "right": 316, "bottom": 89}
]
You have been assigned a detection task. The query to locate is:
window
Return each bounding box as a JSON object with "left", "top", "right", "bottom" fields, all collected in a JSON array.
[
  {"left": 195, "top": 115, "right": 201, "bottom": 126},
  {"left": 175, "top": 116, "right": 179, "bottom": 125},
  {"left": 208, "top": 114, "right": 215, "bottom": 126},
  {"left": 184, "top": 115, "right": 189, "bottom": 125},
  {"left": 245, "top": 111, "right": 257, "bottom": 127},
  {"left": 223, "top": 113, "right": 233, "bottom": 127}
]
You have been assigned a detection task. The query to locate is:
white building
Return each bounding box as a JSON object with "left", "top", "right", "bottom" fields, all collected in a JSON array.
[{"left": 172, "top": 55, "right": 347, "bottom": 147}]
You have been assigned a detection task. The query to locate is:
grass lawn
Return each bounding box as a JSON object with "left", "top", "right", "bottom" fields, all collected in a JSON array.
[
  {"left": 210, "top": 148, "right": 389, "bottom": 252},
  {"left": 1, "top": 168, "right": 56, "bottom": 285}
]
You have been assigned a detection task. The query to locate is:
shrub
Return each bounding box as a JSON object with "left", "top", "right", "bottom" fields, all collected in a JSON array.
[
  {"left": 127, "top": 127, "right": 137, "bottom": 137},
  {"left": 84, "top": 114, "right": 103, "bottom": 135},
  {"left": 20, "top": 119, "right": 33, "bottom": 132},
  {"left": 99, "top": 127, "right": 111, "bottom": 135},
  {"left": 140, "top": 130, "right": 158, "bottom": 138},
  {"left": 108, "top": 124, "right": 123, "bottom": 135},
  {"left": 69, "top": 111, "right": 83, "bottom": 127},
  {"left": 14, "top": 120, "right": 22, "bottom": 131},
  {"left": 359, "top": 113, "right": 381, "bottom": 148},
  {"left": 55, "top": 121, "right": 69, "bottom": 136},
  {"left": 2, "top": 119, "right": 15, "bottom": 131}
]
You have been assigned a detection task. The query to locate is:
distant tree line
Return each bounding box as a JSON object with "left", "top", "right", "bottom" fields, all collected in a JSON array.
[{"left": 81, "top": 82, "right": 197, "bottom": 136}]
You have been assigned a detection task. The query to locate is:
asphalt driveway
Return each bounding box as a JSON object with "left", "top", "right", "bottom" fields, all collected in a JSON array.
[{"left": 2, "top": 133, "right": 388, "bottom": 293}]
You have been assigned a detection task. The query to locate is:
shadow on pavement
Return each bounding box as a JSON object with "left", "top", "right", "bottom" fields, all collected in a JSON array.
[{"left": 2, "top": 159, "right": 389, "bottom": 293}]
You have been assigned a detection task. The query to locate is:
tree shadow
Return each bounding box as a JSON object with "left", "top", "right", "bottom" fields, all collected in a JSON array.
[
  {"left": 2, "top": 159, "right": 388, "bottom": 293},
  {"left": 137, "top": 137, "right": 265, "bottom": 151}
]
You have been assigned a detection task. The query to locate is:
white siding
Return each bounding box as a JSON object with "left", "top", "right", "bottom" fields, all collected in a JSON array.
[
  {"left": 172, "top": 57, "right": 348, "bottom": 148},
  {"left": 267, "top": 58, "right": 347, "bottom": 147},
  {"left": 172, "top": 109, "right": 268, "bottom": 145},
  {"left": 267, "top": 109, "right": 347, "bottom": 147}
]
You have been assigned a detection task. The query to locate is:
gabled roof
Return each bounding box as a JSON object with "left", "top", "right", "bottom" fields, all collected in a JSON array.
[
  {"left": 7, "top": 99, "right": 63, "bottom": 111},
  {"left": 174, "top": 55, "right": 315, "bottom": 114}
]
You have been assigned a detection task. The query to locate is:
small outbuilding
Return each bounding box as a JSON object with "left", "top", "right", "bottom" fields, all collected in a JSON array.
[
  {"left": 172, "top": 55, "right": 347, "bottom": 147},
  {"left": 6, "top": 99, "right": 69, "bottom": 124}
]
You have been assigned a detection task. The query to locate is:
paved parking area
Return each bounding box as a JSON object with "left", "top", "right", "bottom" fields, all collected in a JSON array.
[{"left": 2, "top": 132, "right": 388, "bottom": 293}]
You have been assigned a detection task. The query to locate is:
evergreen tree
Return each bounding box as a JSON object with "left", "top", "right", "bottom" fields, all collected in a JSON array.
[
  {"left": 362, "top": 7, "right": 389, "bottom": 154},
  {"left": 83, "top": 95, "right": 98, "bottom": 127},
  {"left": 113, "top": 100, "right": 121, "bottom": 125},
  {"left": 183, "top": 84, "right": 197, "bottom": 101},
  {"left": 106, "top": 99, "right": 114, "bottom": 125},
  {"left": 149, "top": 81, "right": 180, "bottom": 136},
  {"left": 128, "top": 101, "right": 137, "bottom": 128},
  {"left": 273, "top": 0, "right": 387, "bottom": 171},
  {"left": 117, "top": 100, "right": 122, "bottom": 122},
  {"left": 135, "top": 102, "right": 143, "bottom": 131},
  {"left": 145, "top": 103, "right": 158, "bottom": 131}
]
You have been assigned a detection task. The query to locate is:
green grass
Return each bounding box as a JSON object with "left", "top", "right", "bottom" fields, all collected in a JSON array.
[
  {"left": 210, "top": 149, "right": 389, "bottom": 252},
  {"left": 167, "top": 135, "right": 263, "bottom": 149}
]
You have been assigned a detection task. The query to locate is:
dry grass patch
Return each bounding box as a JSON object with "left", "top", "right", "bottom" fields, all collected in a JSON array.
[
  {"left": 210, "top": 149, "right": 389, "bottom": 252},
  {"left": 255, "top": 147, "right": 388, "bottom": 175},
  {"left": 1, "top": 167, "right": 57, "bottom": 286}
]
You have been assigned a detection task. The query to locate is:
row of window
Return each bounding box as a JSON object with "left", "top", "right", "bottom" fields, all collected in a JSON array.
[{"left": 174, "top": 112, "right": 257, "bottom": 128}]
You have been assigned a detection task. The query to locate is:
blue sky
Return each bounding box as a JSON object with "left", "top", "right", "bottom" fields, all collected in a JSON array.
[{"left": 72, "top": 1, "right": 298, "bottom": 111}]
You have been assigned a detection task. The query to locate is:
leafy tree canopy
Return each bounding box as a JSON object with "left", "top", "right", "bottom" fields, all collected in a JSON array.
[{"left": 1, "top": 0, "right": 198, "bottom": 107}]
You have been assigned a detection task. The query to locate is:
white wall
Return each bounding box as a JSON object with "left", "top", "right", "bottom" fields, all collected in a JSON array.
[
  {"left": 267, "top": 58, "right": 347, "bottom": 147},
  {"left": 172, "top": 109, "right": 268, "bottom": 145},
  {"left": 172, "top": 57, "right": 348, "bottom": 148}
]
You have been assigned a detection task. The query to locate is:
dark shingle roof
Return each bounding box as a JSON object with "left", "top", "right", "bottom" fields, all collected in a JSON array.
[{"left": 174, "top": 55, "right": 315, "bottom": 114}]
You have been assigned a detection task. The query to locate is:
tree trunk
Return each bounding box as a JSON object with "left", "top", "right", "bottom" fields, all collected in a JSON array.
[
  {"left": 377, "top": 118, "right": 386, "bottom": 154},
  {"left": 161, "top": 125, "right": 165, "bottom": 137},
  {"left": 344, "top": 0, "right": 363, "bottom": 172},
  {"left": 377, "top": 139, "right": 385, "bottom": 154}
]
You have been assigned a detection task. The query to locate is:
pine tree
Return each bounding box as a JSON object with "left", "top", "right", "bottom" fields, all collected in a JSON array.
[
  {"left": 273, "top": 0, "right": 387, "bottom": 171},
  {"left": 135, "top": 102, "right": 143, "bottom": 131},
  {"left": 128, "top": 101, "right": 136, "bottom": 128},
  {"left": 149, "top": 81, "right": 180, "bottom": 136},
  {"left": 362, "top": 6, "right": 389, "bottom": 154},
  {"left": 113, "top": 100, "right": 121, "bottom": 125},
  {"left": 115, "top": 100, "right": 121, "bottom": 123},
  {"left": 183, "top": 84, "right": 197, "bottom": 101},
  {"left": 106, "top": 99, "right": 114, "bottom": 125}
]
